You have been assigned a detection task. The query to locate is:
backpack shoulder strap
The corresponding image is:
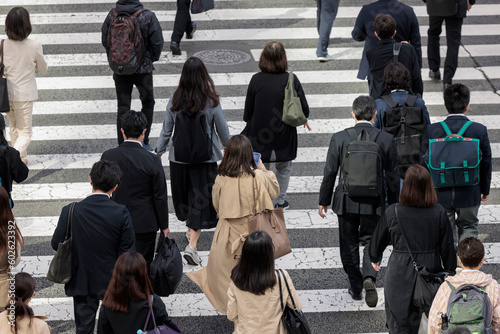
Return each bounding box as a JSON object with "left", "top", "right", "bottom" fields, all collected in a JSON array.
[
  {"left": 457, "top": 120, "right": 473, "bottom": 136},
  {"left": 440, "top": 121, "right": 452, "bottom": 136},
  {"left": 345, "top": 128, "right": 358, "bottom": 142},
  {"left": 446, "top": 280, "right": 456, "bottom": 291},
  {"left": 132, "top": 8, "right": 146, "bottom": 18},
  {"left": 393, "top": 43, "right": 402, "bottom": 63},
  {"left": 405, "top": 95, "right": 417, "bottom": 107},
  {"left": 381, "top": 95, "right": 398, "bottom": 108}
]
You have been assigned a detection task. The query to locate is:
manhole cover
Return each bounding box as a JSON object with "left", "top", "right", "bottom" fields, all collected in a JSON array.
[{"left": 193, "top": 49, "right": 251, "bottom": 65}]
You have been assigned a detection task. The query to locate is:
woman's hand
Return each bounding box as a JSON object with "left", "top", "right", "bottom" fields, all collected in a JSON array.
[
  {"left": 256, "top": 159, "right": 265, "bottom": 170},
  {"left": 304, "top": 121, "right": 311, "bottom": 131},
  {"left": 371, "top": 262, "right": 381, "bottom": 271}
]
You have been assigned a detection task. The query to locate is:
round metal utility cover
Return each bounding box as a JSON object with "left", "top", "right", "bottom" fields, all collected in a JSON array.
[{"left": 193, "top": 49, "right": 251, "bottom": 65}]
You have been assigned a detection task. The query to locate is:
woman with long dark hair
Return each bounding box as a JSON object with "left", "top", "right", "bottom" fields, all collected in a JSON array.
[
  {"left": 0, "top": 115, "right": 29, "bottom": 208},
  {"left": 0, "top": 273, "right": 48, "bottom": 333},
  {"left": 369, "top": 165, "right": 456, "bottom": 333},
  {"left": 3, "top": 6, "right": 47, "bottom": 164},
  {"left": 242, "top": 41, "right": 310, "bottom": 210},
  {"left": 97, "top": 252, "right": 175, "bottom": 333},
  {"left": 156, "top": 56, "right": 230, "bottom": 266},
  {"left": 0, "top": 186, "right": 24, "bottom": 308},
  {"left": 187, "top": 134, "right": 279, "bottom": 314},
  {"left": 227, "top": 231, "right": 302, "bottom": 334}
]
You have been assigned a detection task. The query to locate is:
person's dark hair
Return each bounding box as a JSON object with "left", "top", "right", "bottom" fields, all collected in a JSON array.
[
  {"left": 352, "top": 96, "right": 376, "bottom": 121},
  {"left": 121, "top": 110, "right": 147, "bottom": 139},
  {"left": 217, "top": 134, "right": 256, "bottom": 178},
  {"left": 0, "top": 186, "right": 23, "bottom": 256},
  {"left": 384, "top": 62, "right": 410, "bottom": 91},
  {"left": 231, "top": 231, "right": 276, "bottom": 295},
  {"left": 90, "top": 160, "right": 122, "bottom": 193},
  {"left": 447, "top": 327, "right": 472, "bottom": 334},
  {"left": 171, "top": 57, "right": 220, "bottom": 114},
  {"left": 258, "top": 41, "right": 288, "bottom": 73},
  {"left": 7, "top": 272, "right": 36, "bottom": 332},
  {"left": 0, "top": 115, "right": 10, "bottom": 159},
  {"left": 374, "top": 14, "right": 396, "bottom": 39},
  {"left": 102, "top": 252, "right": 155, "bottom": 313},
  {"left": 5, "top": 7, "right": 32, "bottom": 41},
  {"left": 457, "top": 237, "right": 484, "bottom": 269},
  {"left": 444, "top": 83, "right": 470, "bottom": 114},
  {"left": 400, "top": 165, "right": 437, "bottom": 207}
]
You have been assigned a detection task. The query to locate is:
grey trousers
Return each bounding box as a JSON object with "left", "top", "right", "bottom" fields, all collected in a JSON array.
[
  {"left": 445, "top": 205, "right": 480, "bottom": 246},
  {"left": 315, "top": 0, "right": 340, "bottom": 57},
  {"left": 264, "top": 160, "right": 292, "bottom": 204}
]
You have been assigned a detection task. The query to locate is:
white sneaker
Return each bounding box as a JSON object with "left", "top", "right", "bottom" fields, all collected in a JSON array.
[
  {"left": 317, "top": 54, "right": 331, "bottom": 62},
  {"left": 184, "top": 245, "right": 202, "bottom": 266}
]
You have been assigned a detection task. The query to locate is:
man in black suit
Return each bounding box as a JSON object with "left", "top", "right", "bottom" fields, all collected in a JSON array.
[
  {"left": 51, "top": 160, "right": 135, "bottom": 334},
  {"left": 352, "top": 0, "right": 422, "bottom": 84},
  {"left": 101, "top": 110, "right": 169, "bottom": 266},
  {"left": 366, "top": 14, "right": 423, "bottom": 99},
  {"left": 318, "top": 96, "right": 399, "bottom": 308},
  {"left": 426, "top": 84, "right": 491, "bottom": 245}
]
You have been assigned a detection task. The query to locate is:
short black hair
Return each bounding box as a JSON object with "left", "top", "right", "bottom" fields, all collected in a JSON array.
[
  {"left": 5, "top": 7, "right": 32, "bottom": 41},
  {"left": 384, "top": 62, "right": 410, "bottom": 91},
  {"left": 457, "top": 237, "right": 484, "bottom": 269},
  {"left": 374, "top": 14, "right": 396, "bottom": 39},
  {"left": 444, "top": 83, "right": 470, "bottom": 114},
  {"left": 90, "top": 160, "right": 122, "bottom": 192},
  {"left": 352, "top": 96, "right": 376, "bottom": 121},
  {"left": 121, "top": 110, "right": 147, "bottom": 139}
]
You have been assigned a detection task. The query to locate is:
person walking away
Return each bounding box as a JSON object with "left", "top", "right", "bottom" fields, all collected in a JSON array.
[
  {"left": 170, "top": 0, "right": 196, "bottom": 55},
  {"left": 315, "top": 0, "right": 340, "bottom": 62},
  {"left": 101, "top": 0, "right": 164, "bottom": 151},
  {"left": 2, "top": 6, "right": 47, "bottom": 164}
]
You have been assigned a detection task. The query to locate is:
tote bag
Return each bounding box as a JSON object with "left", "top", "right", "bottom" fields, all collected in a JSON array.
[
  {"left": 0, "top": 39, "right": 10, "bottom": 113},
  {"left": 282, "top": 71, "right": 307, "bottom": 127},
  {"left": 191, "top": 0, "right": 214, "bottom": 14}
]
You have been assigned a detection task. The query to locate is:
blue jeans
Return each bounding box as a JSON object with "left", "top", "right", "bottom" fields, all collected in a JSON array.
[{"left": 315, "top": 0, "right": 340, "bottom": 57}]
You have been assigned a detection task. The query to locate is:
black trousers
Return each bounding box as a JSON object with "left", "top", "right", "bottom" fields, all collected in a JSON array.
[
  {"left": 73, "top": 295, "right": 100, "bottom": 334},
  {"left": 171, "top": 0, "right": 193, "bottom": 44},
  {"left": 427, "top": 14, "right": 464, "bottom": 85},
  {"left": 135, "top": 231, "right": 157, "bottom": 268},
  {"left": 113, "top": 72, "right": 155, "bottom": 145},
  {"left": 337, "top": 213, "right": 379, "bottom": 294}
]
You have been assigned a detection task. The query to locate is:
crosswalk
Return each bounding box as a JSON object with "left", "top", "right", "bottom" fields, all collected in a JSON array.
[{"left": 1, "top": 0, "right": 499, "bottom": 333}]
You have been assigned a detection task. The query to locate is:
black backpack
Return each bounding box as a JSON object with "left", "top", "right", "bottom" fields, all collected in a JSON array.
[
  {"left": 342, "top": 128, "right": 383, "bottom": 198},
  {"left": 172, "top": 110, "right": 213, "bottom": 163},
  {"left": 381, "top": 95, "right": 426, "bottom": 175},
  {"left": 149, "top": 236, "right": 183, "bottom": 297}
]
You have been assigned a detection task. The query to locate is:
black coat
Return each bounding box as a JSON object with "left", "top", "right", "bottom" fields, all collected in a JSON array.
[
  {"left": 369, "top": 203, "right": 456, "bottom": 333},
  {"left": 352, "top": 0, "right": 422, "bottom": 80},
  {"left": 366, "top": 38, "right": 423, "bottom": 99},
  {"left": 51, "top": 194, "right": 135, "bottom": 297},
  {"left": 425, "top": 115, "right": 492, "bottom": 208},
  {"left": 0, "top": 145, "right": 28, "bottom": 207},
  {"left": 242, "top": 72, "right": 310, "bottom": 162},
  {"left": 423, "top": 0, "right": 476, "bottom": 18},
  {"left": 101, "top": 0, "right": 164, "bottom": 74},
  {"left": 101, "top": 141, "right": 169, "bottom": 233},
  {"left": 319, "top": 123, "right": 400, "bottom": 216}
]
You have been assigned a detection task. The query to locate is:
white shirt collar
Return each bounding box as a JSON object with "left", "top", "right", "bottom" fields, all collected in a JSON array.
[
  {"left": 86, "top": 192, "right": 110, "bottom": 198},
  {"left": 124, "top": 139, "right": 142, "bottom": 145}
]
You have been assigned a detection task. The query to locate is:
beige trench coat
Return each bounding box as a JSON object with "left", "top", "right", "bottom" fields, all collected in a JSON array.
[
  {"left": 0, "top": 243, "right": 21, "bottom": 309},
  {"left": 186, "top": 166, "right": 279, "bottom": 314},
  {"left": 0, "top": 311, "right": 50, "bottom": 334}
]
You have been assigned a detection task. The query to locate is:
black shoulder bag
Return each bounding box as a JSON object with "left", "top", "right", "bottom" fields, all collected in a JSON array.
[{"left": 277, "top": 269, "right": 311, "bottom": 334}]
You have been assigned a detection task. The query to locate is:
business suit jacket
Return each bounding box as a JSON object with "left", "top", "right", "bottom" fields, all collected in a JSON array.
[
  {"left": 319, "top": 122, "right": 400, "bottom": 216},
  {"left": 51, "top": 194, "right": 135, "bottom": 297},
  {"left": 101, "top": 141, "right": 169, "bottom": 233},
  {"left": 366, "top": 38, "right": 423, "bottom": 99},
  {"left": 425, "top": 114, "right": 492, "bottom": 208},
  {"left": 352, "top": 0, "right": 422, "bottom": 80}
]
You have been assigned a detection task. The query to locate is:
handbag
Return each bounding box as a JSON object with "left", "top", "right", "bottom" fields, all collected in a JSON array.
[
  {"left": 190, "top": 0, "right": 215, "bottom": 14},
  {"left": 47, "top": 202, "right": 76, "bottom": 284},
  {"left": 425, "top": 0, "right": 458, "bottom": 17},
  {"left": 149, "top": 236, "right": 183, "bottom": 297},
  {"left": 277, "top": 269, "right": 311, "bottom": 334},
  {"left": 142, "top": 295, "right": 182, "bottom": 334},
  {"left": 395, "top": 204, "right": 451, "bottom": 314},
  {"left": 247, "top": 178, "right": 291, "bottom": 259},
  {"left": 0, "top": 39, "right": 10, "bottom": 113},
  {"left": 282, "top": 71, "right": 306, "bottom": 127}
]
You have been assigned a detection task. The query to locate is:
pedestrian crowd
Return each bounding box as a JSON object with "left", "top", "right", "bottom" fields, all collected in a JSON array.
[{"left": 0, "top": 0, "right": 497, "bottom": 333}]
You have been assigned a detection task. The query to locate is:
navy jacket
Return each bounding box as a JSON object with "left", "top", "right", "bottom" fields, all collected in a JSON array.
[
  {"left": 425, "top": 114, "right": 492, "bottom": 208},
  {"left": 374, "top": 91, "right": 430, "bottom": 130},
  {"left": 352, "top": 0, "right": 422, "bottom": 80}
]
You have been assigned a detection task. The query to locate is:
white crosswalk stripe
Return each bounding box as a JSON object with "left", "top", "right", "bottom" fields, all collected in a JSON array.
[{"left": 2, "top": 0, "right": 499, "bottom": 333}]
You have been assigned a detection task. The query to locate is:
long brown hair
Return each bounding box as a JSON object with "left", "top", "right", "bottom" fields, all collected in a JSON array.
[
  {"left": 0, "top": 187, "right": 23, "bottom": 254},
  {"left": 8, "top": 273, "right": 36, "bottom": 333},
  {"left": 102, "top": 252, "right": 154, "bottom": 313},
  {"left": 170, "top": 57, "right": 220, "bottom": 114},
  {"left": 400, "top": 165, "right": 437, "bottom": 207},
  {"left": 217, "top": 134, "right": 256, "bottom": 178}
]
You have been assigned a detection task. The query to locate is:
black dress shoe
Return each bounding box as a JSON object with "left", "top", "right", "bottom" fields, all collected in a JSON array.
[
  {"left": 443, "top": 83, "right": 451, "bottom": 90},
  {"left": 429, "top": 69, "right": 441, "bottom": 81},
  {"left": 186, "top": 22, "right": 197, "bottom": 39},
  {"left": 348, "top": 288, "right": 362, "bottom": 301},
  {"left": 170, "top": 41, "right": 181, "bottom": 55},
  {"left": 363, "top": 278, "right": 378, "bottom": 307}
]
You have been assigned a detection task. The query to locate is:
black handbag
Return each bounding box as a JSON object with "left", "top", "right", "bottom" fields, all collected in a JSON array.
[
  {"left": 277, "top": 269, "right": 311, "bottom": 334},
  {"left": 47, "top": 202, "right": 76, "bottom": 284},
  {"left": 191, "top": 0, "right": 214, "bottom": 14},
  {"left": 149, "top": 236, "right": 183, "bottom": 297},
  {"left": 395, "top": 204, "right": 452, "bottom": 314},
  {"left": 0, "top": 39, "right": 10, "bottom": 113}
]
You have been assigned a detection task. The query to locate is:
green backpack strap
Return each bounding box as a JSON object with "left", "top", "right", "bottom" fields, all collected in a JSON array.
[
  {"left": 440, "top": 121, "right": 452, "bottom": 136},
  {"left": 457, "top": 120, "right": 473, "bottom": 136}
]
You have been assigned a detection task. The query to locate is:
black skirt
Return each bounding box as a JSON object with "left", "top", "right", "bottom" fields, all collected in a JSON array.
[{"left": 169, "top": 161, "right": 218, "bottom": 230}]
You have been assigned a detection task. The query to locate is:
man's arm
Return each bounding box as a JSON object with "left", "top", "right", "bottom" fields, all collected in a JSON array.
[
  {"left": 479, "top": 124, "right": 492, "bottom": 200},
  {"left": 119, "top": 208, "right": 136, "bottom": 254},
  {"left": 147, "top": 12, "right": 164, "bottom": 62},
  {"left": 408, "top": 8, "right": 423, "bottom": 68},
  {"left": 351, "top": 7, "right": 367, "bottom": 42},
  {"left": 51, "top": 205, "right": 70, "bottom": 251},
  {"left": 318, "top": 134, "right": 341, "bottom": 216},
  {"left": 385, "top": 137, "right": 400, "bottom": 205},
  {"left": 152, "top": 159, "right": 169, "bottom": 232}
]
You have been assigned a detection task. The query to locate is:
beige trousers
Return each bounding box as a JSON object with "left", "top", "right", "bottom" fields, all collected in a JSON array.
[{"left": 7, "top": 100, "right": 33, "bottom": 160}]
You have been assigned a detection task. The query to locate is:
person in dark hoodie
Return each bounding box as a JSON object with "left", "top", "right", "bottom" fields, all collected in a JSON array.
[{"left": 101, "top": 0, "right": 164, "bottom": 151}]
